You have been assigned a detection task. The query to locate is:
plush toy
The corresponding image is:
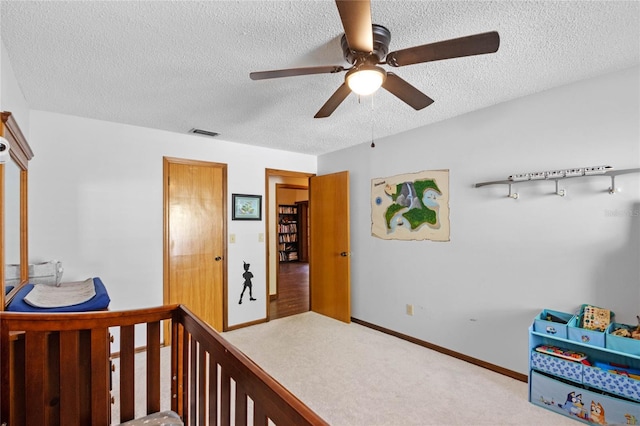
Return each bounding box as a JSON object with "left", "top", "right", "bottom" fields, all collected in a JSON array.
[
  {"left": 613, "top": 327, "right": 631, "bottom": 338},
  {"left": 610, "top": 316, "right": 640, "bottom": 340},
  {"left": 632, "top": 315, "right": 640, "bottom": 340}
]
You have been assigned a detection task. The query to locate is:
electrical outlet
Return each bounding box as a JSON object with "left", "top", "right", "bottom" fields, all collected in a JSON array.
[
  {"left": 229, "top": 234, "right": 236, "bottom": 244},
  {"left": 406, "top": 304, "right": 414, "bottom": 316}
]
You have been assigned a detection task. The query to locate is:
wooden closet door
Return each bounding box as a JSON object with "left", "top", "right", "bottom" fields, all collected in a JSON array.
[
  {"left": 309, "top": 171, "right": 350, "bottom": 323},
  {"left": 164, "top": 158, "right": 227, "bottom": 331}
]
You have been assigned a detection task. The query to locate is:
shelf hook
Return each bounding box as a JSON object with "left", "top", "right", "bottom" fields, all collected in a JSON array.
[
  {"left": 609, "top": 175, "right": 619, "bottom": 194},
  {"left": 508, "top": 184, "right": 519, "bottom": 199},
  {"left": 555, "top": 180, "right": 566, "bottom": 197}
]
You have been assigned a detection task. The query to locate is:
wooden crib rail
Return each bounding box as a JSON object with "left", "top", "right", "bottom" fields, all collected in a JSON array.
[
  {"left": 174, "top": 305, "right": 328, "bottom": 426},
  {"left": 0, "top": 305, "right": 328, "bottom": 426}
]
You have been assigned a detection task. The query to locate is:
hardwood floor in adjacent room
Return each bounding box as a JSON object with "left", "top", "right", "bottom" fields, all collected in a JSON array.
[{"left": 270, "top": 261, "right": 309, "bottom": 320}]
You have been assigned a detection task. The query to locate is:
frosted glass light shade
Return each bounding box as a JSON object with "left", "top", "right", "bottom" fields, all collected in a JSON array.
[{"left": 346, "top": 66, "right": 386, "bottom": 96}]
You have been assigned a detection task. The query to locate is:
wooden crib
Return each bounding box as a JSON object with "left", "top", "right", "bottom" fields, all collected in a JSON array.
[{"left": 0, "top": 304, "right": 328, "bottom": 426}]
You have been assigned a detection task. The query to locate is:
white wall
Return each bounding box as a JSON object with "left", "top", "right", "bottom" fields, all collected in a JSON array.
[
  {"left": 27, "top": 111, "right": 316, "bottom": 327},
  {"left": 0, "top": 39, "right": 29, "bottom": 133},
  {"left": 318, "top": 66, "right": 640, "bottom": 375}
]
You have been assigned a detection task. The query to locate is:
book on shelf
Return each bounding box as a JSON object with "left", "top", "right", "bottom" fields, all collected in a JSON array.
[
  {"left": 279, "top": 233, "right": 297, "bottom": 243},
  {"left": 278, "top": 223, "right": 297, "bottom": 233},
  {"left": 278, "top": 206, "right": 297, "bottom": 214},
  {"left": 279, "top": 251, "right": 299, "bottom": 262}
]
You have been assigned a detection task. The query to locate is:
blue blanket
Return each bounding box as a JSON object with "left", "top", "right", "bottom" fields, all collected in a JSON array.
[{"left": 7, "top": 277, "right": 110, "bottom": 312}]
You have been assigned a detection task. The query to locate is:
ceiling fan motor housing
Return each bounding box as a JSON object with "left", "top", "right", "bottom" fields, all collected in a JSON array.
[{"left": 341, "top": 24, "right": 391, "bottom": 65}]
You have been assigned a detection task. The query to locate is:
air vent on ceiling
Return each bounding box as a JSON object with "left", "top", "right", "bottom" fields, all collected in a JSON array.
[{"left": 189, "top": 128, "right": 220, "bottom": 138}]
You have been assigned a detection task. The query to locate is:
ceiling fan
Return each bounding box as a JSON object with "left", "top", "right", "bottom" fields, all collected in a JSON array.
[{"left": 250, "top": 0, "right": 500, "bottom": 119}]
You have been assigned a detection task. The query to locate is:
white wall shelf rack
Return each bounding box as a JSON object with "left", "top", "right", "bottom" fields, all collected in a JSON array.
[{"left": 474, "top": 168, "right": 639, "bottom": 199}]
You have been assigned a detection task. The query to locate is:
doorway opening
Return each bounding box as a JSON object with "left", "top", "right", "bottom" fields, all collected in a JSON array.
[{"left": 265, "top": 169, "right": 314, "bottom": 320}]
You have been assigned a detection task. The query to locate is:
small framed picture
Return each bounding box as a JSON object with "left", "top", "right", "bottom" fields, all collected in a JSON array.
[{"left": 232, "top": 194, "right": 262, "bottom": 221}]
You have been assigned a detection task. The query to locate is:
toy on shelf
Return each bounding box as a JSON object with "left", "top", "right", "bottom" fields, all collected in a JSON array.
[
  {"left": 593, "top": 361, "right": 640, "bottom": 380},
  {"left": 581, "top": 305, "right": 612, "bottom": 331},
  {"left": 610, "top": 316, "right": 640, "bottom": 340},
  {"left": 535, "top": 345, "right": 587, "bottom": 363},
  {"left": 545, "top": 312, "right": 569, "bottom": 324}
]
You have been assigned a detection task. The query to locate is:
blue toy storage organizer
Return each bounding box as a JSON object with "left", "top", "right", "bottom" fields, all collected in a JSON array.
[{"left": 529, "top": 308, "right": 640, "bottom": 424}]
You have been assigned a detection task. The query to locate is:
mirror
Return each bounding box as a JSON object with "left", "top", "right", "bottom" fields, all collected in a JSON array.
[
  {"left": 4, "top": 158, "right": 21, "bottom": 290},
  {"left": 1, "top": 111, "right": 33, "bottom": 308}
]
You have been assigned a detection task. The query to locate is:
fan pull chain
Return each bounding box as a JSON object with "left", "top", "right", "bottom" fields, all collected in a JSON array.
[
  {"left": 371, "top": 121, "right": 375, "bottom": 148},
  {"left": 370, "top": 95, "right": 376, "bottom": 148}
]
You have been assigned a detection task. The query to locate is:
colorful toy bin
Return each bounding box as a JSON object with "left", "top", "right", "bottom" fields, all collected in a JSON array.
[
  {"left": 534, "top": 309, "right": 573, "bottom": 339},
  {"left": 606, "top": 323, "right": 640, "bottom": 355},
  {"left": 568, "top": 307, "right": 614, "bottom": 348}
]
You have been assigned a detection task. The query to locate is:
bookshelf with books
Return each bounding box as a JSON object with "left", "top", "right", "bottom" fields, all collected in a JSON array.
[
  {"left": 278, "top": 205, "right": 299, "bottom": 262},
  {"left": 296, "top": 201, "right": 309, "bottom": 262}
]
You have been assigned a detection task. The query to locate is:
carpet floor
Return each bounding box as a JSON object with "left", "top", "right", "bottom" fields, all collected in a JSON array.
[{"left": 222, "top": 312, "right": 575, "bottom": 426}]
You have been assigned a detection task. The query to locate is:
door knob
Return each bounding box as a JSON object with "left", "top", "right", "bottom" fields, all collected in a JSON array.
[
  {"left": 340, "top": 252, "right": 351, "bottom": 257},
  {"left": 215, "top": 256, "right": 222, "bottom": 261}
]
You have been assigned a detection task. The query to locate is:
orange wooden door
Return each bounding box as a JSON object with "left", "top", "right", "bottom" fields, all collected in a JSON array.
[
  {"left": 164, "top": 158, "right": 226, "bottom": 331},
  {"left": 309, "top": 171, "right": 350, "bottom": 323}
]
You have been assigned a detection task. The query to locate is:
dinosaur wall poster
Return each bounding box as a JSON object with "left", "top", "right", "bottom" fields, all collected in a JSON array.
[{"left": 371, "top": 169, "right": 450, "bottom": 241}]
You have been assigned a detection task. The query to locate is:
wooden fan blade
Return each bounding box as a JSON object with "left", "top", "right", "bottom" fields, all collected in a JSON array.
[
  {"left": 335, "top": 0, "right": 373, "bottom": 53},
  {"left": 382, "top": 73, "right": 434, "bottom": 110},
  {"left": 314, "top": 83, "right": 352, "bottom": 118},
  {"left": 386, "top": 31, "right": 500, "bottom": 67},
  {"left": 250, "top": 65, "right": 344, "bottom": 80}
]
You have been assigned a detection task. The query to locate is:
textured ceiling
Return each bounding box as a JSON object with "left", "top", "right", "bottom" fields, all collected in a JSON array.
[{"left": 1, "top": 1, "right": 639, "bottom": 155}]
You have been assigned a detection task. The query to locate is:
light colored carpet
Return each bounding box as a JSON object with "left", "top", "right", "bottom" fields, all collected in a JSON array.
[
  {"left": 110, "top": 347, "right": 173, "bottom": 425},
  {"left": 222, "top": 312, "right": 575, "bottom": 426}
]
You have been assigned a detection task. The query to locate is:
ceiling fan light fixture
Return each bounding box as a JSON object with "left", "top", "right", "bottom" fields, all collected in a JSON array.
[{"left": 346, "top": 65, "right": 386, "bottom": 96}]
